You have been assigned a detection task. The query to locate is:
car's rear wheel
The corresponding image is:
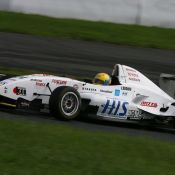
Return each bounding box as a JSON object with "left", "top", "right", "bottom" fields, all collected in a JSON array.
[{"left": 49, "top": 86, "right": 81, "bottom": 120}]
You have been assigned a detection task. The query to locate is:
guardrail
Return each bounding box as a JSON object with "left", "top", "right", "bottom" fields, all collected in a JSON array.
[{"left": 0, "top": 0, "right": 175, "bottom": 28}]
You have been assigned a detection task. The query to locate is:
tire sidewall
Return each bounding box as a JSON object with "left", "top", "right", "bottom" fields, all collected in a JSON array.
[{"left": 49, "top": 86, "right": 81, "bottom": 120}]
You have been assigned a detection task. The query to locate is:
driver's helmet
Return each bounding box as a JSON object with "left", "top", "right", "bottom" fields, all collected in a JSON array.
[{"left": 93, "top": 73, "right": 111, "bottom": 85}]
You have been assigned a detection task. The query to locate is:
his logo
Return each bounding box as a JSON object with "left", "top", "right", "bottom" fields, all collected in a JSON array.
[{"left": 100, "top": 100, "right": 129, "bottom": 118}]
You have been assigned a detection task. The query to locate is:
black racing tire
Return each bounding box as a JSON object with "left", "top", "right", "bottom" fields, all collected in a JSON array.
[{"left": 49, "top": 86, "right": 81, "bottom": 120}]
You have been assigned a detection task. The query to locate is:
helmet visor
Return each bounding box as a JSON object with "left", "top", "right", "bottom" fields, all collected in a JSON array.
[{"left": 93, "top": 78, "right": 104, "bottom": 85}]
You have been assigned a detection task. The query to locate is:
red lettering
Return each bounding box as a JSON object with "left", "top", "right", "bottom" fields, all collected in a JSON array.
[
  {"left": 128, "top": 72, "right": 139, "bottom": 77},
  {"left": 36, "top": 82, "right": 46, "bottom": 86},
  {"left": 52, "top": 79, "right": 67, "bottom": 85},
  {"left": 141, "top": 101, "right": 158, "bottom": 108}
]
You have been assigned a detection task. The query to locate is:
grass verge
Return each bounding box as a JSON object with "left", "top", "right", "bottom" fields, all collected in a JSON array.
[
  {"left": 0, "top": 66, "right": 92, "bottom": 82},
  {"left": 0, "top": 118, "right": 174, "bottom": 175},
  {"left": 1, "top": 11, "right": 175, "bottom": 50},
  {"left": 0, "top": 66, "right": 40, "bottom": 75}
]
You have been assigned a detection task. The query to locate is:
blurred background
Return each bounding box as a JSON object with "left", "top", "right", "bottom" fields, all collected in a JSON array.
[{"left": 0, "top": 0, "right": 175, "bottom": 28}]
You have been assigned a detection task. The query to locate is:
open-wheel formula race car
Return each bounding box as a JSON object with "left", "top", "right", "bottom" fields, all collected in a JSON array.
[{"left": 0, "top": 64, "right": 175, "bottom": 127}]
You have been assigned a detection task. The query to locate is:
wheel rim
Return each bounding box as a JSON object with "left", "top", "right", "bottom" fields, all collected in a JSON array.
[{"left": 61, "top": 92, "right": 79, "bottom": 117}]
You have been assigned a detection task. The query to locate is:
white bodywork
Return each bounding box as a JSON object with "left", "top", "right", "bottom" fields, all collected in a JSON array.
[{"left": 0, "top": 64, "right": 175, "bottom": 121}]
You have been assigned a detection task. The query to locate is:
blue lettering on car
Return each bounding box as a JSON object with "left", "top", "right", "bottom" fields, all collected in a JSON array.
[
  {"left": 119, "top": 102, "right": 128, "bottom": 116},
  {"left": 101, "top": 100, "right": 129, "bottom": 117}
]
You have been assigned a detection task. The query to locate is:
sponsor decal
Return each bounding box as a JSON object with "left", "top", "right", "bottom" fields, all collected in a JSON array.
[
  {"left": 0, "top": 82, "right": 7, "bottom": 86},
  {"left": 100, "top": 89, "right": 112, "bottom": 93},
  {"left": 140, "top": 101, "right": 158, "bottom": 108},
  {"left": 52, "top": 79, "right": 67, "bottom": 85},
  {"left": 13, "top": 87, "right": 26, "bottom": 96},
  {"left": 126, "top": 68, "right": 140, "bottom": 82},
  {"left": 129, "top": 77, "right": 140, "bottom": 82},
  {"left": 128, "top": 72, "right": 139, "bottom": 78},
  {"left": 36, "top": 82, "right": 46, "bottom": 87},
  {"left": 127, "top": 110, "right": 142, "bottom": 119},
  {"left": 121, "top": 86, "right": 132, "bottom": 91},
  {"left": 82, "top": 87, "right": 96, "bottom": 91},
  {"left": 115, "top": 89, "right": 120, "bottom": 96},
  {"left": 4, "top": 87, "right": 8, "bottom": 94},
  {"left": 30, "top": 79, "right": 42, "bottom": 82},
  {"left": 99, "top": 100, "right": 129, "bottom": 118},
  {"left": 73, "top": 84, "right": 79, "bottom": 90},
  {"left": 122, "top": 92, "right": 128, "bottom": 96}
]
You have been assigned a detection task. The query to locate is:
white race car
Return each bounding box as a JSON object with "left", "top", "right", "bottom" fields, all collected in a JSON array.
[{"left": 0, "top": 64, "right": 175, "bottom": 126}]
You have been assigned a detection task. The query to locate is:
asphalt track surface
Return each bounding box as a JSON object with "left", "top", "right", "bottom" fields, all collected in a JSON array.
[{"left": 0, "top": 32, "right": 175, "bottom": 141}]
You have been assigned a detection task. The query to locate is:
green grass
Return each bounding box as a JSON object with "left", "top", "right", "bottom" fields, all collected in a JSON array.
[
  {"left": 0, "top": 118, "right": 174, "bottom": 175},
  {"left": 0, "top": 66, "right": 92, "bottom": 82},
  {"left": 0, "top": 66, "right": 40, "bottom": 75},
  {"left": 1, "top": 11, "right": 175, "bottom": 49}
]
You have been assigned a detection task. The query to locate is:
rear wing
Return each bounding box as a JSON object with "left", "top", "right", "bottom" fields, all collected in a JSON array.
[
  {"left": 112, "top": 64, "right": 157, "bottom": 87},
  {"left": 159, "top": 73, "right": 175, "bottom": 99},
  {"left": 112, "top": 64, "right": 173, "bottom": 100}
]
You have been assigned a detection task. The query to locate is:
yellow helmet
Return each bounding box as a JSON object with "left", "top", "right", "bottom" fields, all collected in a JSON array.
[{"left": 93, "top": 73, "right": 111, "bottom": 85}]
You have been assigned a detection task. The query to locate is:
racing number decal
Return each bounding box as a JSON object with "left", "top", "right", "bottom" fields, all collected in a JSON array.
[{"left": 98, "top": 100, "right": 129, "bottom": 119}]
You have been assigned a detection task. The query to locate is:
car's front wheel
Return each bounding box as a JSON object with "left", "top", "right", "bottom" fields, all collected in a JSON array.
[{"left": 49, "top": 86, "right": 81, "bottom": 120}]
